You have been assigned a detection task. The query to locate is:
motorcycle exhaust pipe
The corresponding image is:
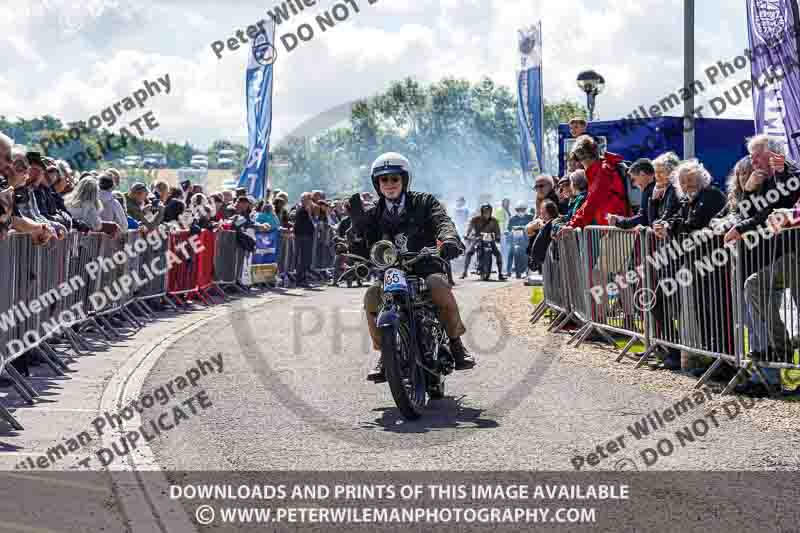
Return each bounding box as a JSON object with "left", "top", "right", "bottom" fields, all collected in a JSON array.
[{"left": 354, "top": 264, "right": 370, "bottom": 281}]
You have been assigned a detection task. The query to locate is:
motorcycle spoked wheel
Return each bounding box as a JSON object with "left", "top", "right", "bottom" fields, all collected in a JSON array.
[{"left": 382, "top": 322, "right": 427, "bottom": 420}]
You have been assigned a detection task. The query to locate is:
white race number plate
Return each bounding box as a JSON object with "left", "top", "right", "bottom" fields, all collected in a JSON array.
[{"left": 383, "top": 268, "right": 408, "bottom": 293}]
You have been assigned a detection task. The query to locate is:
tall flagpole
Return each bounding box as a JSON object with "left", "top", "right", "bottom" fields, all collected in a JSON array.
[
  {"left": 684, "top": 0, "right": 695, "bottom": 159},
  {"left": 539, "top": 20, "right": 545, "bottom": 175}
]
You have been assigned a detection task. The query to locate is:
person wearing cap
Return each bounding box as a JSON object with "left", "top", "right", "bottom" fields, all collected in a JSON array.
[
  {"left": 272, "top": 192, "right": 290, "bottom": 229},
  {"left": 98, "top": 173, "right": 128, "bottom": 231},
  {"left": 126, "top": 182, "right": 163, "bottom": 230}
]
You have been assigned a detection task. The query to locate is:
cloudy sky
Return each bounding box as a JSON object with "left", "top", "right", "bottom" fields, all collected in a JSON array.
[{"left": 0, "top": 0, "right": 753, "bottom": 150}]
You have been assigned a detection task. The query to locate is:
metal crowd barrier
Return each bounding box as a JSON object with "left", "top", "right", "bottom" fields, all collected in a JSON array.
[
  {"left": 0, "top": 224, "right": 257, "bottom": 430},
  {"left": 213, "top": 229, "right": 244, "bottom": 286},
  {"left": 166, "top": 229, "right": 223, "bottom": 305},
  {"left": 530, "top": 235, "right": 571, "bottom": 331},
  {"left": 568, "top": 227, "right": 649, "bottom": 356},
  {"left": 636, "top": 229, "right": 737, "bottom": 385},
  {"left": 732, "top": 225, "right": 800, "bottom": 392},
  {"left": 538, "top": 221, "right": 800, "bottom": 394},
  {"left": 132, "top": 229, "right": 172, "bottom": 310}
]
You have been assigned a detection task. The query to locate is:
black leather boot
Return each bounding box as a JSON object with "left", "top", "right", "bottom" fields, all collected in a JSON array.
[
  {"left": 366, "top": 357, "right": 386, "bottom": 383},
  {"left": 450, "top": 337, "right": 476, "bottom": 370}
]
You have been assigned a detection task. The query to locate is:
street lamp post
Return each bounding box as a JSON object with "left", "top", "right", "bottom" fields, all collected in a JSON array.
[{"left": 576, "top": 70, "right": 606, "bottom": 121}]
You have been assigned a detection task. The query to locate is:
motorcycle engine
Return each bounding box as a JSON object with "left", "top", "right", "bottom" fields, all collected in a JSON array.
[
  {"left": 415, "top": 306, "right": 452, "bottom": 375},
  {"left": 415, "top": 308, "right": 440, "bottom": 360}
]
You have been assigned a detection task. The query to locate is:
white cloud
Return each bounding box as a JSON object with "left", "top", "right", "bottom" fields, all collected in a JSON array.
[{"left": 1, "top": 0, "right": 753, "bottom": 149}]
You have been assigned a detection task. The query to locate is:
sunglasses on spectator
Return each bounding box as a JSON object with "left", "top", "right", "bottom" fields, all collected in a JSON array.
[
  {"left": 379, "top": 175, "right": 402, "bottom": 184},
  {"left": 534, "top": 183, "right": 549, "bottom": 189},
  {"left": 13, "top": 159, "right": 29, "bottom": 172}
]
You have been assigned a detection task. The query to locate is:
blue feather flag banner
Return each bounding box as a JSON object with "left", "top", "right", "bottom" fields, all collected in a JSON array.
[
  {"left": 516, "top": 22, "right": 544, "bottom": 177},
  {"left": 238, "top": 18, "right": 277, "bottom": 199}
]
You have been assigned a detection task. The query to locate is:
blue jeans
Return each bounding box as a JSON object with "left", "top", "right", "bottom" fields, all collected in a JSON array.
[{"left": 744, "top": 300, "right": 781, "bottom": 385}]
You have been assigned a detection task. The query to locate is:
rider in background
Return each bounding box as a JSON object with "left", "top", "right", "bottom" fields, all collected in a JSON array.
[
  {"left": 507, "top": 200, "right": 533, "bottom": 230},
  {"left": 461, "top": 203, "right": 505, "bottom": 281},
  {"left": 347, "top": 152, "right": 476, "bottom": 382},
  {"left": 452, "top": 196, "right": 470, "bottom": 236},
  {"left": 506, "top": 201, "right": 533, "bottom": 277}
]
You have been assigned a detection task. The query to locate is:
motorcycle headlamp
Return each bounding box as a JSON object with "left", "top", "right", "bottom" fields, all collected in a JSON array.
[{"left": 370, "top": 240, "right": 398, "bottom": 268}]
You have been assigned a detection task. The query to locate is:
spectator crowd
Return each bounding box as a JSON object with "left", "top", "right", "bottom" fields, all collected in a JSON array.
[
  {"left": 3, "top": 115, "right": 800, "bottom": 399},
  {"left": 525, "top": 117, "right": 800, "bottom": 397}
]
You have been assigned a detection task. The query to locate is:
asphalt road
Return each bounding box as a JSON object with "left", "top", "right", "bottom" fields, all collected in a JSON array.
[{"left": 142, "top": 280, "right": 800, "bottom": 472}]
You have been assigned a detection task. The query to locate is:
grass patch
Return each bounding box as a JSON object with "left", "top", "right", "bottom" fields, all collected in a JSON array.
[{"left": 530, "top": 286, "right": 544, "bottom": 305}]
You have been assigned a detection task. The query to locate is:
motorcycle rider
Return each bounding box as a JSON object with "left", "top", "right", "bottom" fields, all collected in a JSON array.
[
  {"left": 506, "top": 201, "right": 533, "bottom": 277},
  {"left": 346, "top": 152, "right": 476, "bottom": 383},
  {"left": 462, "top": 203, "right": 504, "bottom": 280}
]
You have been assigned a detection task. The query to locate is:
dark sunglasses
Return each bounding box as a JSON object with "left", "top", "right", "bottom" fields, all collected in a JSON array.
[
  {"left": 13, "top": 159, "right": 29, "bottom": 171},
  {"left": 379, "top": 175, "right": 402, "bottom": 184},
  {"left": 534, "top": 183, "right": 549, "bottom": 190}
]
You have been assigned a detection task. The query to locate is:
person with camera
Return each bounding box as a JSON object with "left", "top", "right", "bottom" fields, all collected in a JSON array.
[{"left": 126, "top": 182, "right": 164, "bottom": 231}]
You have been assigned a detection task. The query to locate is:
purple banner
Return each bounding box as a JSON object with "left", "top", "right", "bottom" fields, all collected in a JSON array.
[{"left": 747, "top": 0, "right": 800, "bottom": 161}]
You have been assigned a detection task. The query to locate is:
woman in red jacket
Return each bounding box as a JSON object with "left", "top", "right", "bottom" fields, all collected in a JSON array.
[{"left": 556, "top": 134, "right": 630, "bottom": 236}]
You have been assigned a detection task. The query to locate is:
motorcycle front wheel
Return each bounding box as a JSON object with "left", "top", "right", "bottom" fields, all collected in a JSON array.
[{"left": 382, "top": 322, "right": 427, "bottom": 420}]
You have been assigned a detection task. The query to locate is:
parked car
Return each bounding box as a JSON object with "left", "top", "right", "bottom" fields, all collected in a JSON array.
[
  {"left": 122, "top": 155, "right": 142, "bottom": 168},
  {"left": 143, "top": 152, "right": 167, "bottom": 168},
  {"left": 190, "top": 154, "right": 209, "bottom": 169}
]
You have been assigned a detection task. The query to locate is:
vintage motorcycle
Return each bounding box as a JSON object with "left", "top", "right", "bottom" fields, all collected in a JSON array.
[
  {"left": 475, "top": 232, "right": 496, "bottom": 281},
  {"left": 340, "top": 241, "right": 455, "bottom": 420}
]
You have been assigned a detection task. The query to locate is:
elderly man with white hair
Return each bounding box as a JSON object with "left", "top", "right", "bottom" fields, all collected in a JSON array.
[
  {"left": 654, "top": 159, "right": 729, "bottom": 366},
  {"left": 724, "top": 134, "right": 800, "bottom": 244},
  {"left": 655, "top": 159, "right": 726, "bottom": 239},
  {"left": 733, "top": 136, "right": 800, "bottom": 391}
]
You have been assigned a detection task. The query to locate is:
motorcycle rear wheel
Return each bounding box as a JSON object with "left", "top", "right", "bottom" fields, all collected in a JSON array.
[{"left": 382, "top": 323, "right": 427, "bottom": 420}]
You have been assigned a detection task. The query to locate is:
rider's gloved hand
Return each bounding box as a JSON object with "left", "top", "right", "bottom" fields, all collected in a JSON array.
[{"left": 438, "top": 239, "right": 462, "bottom": 261}]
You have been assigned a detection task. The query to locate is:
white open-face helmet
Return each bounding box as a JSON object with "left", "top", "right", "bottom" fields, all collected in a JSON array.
[
  {"left": 515, "top": 201, "right": 527, "bottom": 211},
  {"left": 370, "top": 152, "right": 412, "bottom": 196}
]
